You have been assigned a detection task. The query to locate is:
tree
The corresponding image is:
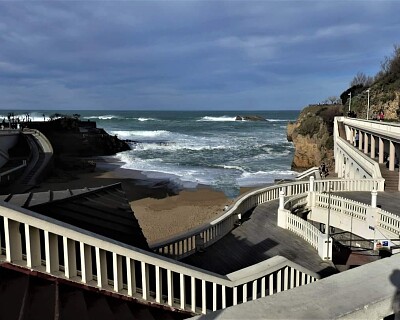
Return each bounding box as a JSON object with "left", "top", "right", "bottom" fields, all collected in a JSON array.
[{"left": 350, "top": 72, "right": 373, "bottom": 87}]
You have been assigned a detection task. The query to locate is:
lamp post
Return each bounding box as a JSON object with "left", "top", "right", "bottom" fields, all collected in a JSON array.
[
  {"left": 348, "top": 92, "right": 352, "bottom": 112},
  {"left": 366, "top": 89, "right": 370, "bottom": 120}
]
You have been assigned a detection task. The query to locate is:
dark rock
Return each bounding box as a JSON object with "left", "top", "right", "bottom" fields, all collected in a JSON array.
[{"left": 235, "top": 115, "right": 266, "bottom": 121}]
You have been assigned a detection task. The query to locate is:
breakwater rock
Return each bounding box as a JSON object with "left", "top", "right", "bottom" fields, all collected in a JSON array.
[
  {"left": 287, "top": 104, "right": 342, "bottom": 171},
  {"left": 235, "top": 115, "right": 266, "bottom": 121},
  {"left": 26, "top": 117, "right": 130, "bottom": 157}
]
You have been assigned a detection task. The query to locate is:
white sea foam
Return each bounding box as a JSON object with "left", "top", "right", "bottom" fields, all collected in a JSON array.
[
  {"left": 268, "top": 119, "right": 294, "bottom": 122},
  {"left": 83, "top": 115, "right": 118, "bottom": 120},
  {"left": 111, "top": 130, "right": 171, "bottom": 139},
  {"left": 197, "top": 116, "right": 237, "bottom": 122},
  {"left": 137, "top": 117, "right": 157, "bottom": 121}
]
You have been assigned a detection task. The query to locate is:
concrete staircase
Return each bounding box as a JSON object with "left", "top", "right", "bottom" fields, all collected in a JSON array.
[
  {"left": 0, "top": 264, "right": 190, "bottom": 320},
  {"left": 379, "top": 163, "right": 399, "bottom": 191}
]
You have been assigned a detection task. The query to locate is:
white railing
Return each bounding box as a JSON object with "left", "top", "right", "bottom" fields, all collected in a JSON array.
[
  {"left": 151, "top": 178, "right": 384, "bottom": 260},
  {"left": 315, "top": 193, "right": 367, "bottom": 221},
  {"left": 295, "top": 167, "right": 320, "bottom": 180},
  {"left": 0, "top": 160, "right": 27, "bottom": 183},
  {"left": 377, "top": 208, "right": 400, "bottom": 237},
  {"left": 286, "top": 214, "right": 320, "bottom": 251},
  {"left": 0, "top": 202, "right": 318, "bottom": 315},
  {"left": 342, "top": 117, "right": 400, "bottom": 140},
  {"left": 336, "top": 136, "right": 383, "bottom": 180}
]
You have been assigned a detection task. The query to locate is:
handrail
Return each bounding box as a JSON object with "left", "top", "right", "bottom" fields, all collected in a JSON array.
[
  {"left": 151, "top": 177, "right": 384, "bottom": 260},
  {"left": 295, "top": 167, "right": 320, "bottom": 180}
]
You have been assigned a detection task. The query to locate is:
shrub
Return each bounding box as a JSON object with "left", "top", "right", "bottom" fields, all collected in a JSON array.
[{"left": 297, "top": 116, "right": 321, "bottom": 136}]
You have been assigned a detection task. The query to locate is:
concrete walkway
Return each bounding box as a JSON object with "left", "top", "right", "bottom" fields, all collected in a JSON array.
[{"left": 182, "top": 199, "right": 336, "bottom": 277}]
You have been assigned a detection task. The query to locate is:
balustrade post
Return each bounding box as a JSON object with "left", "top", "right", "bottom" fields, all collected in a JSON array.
[
  {"left": 261, "top": 277, "right": 266, "bottom": 297},
  {"left": 167, "top": 269, "right": 173, "bottom": 306},
  {"left": 191, "top": 277, "right": 196, "bottom": 312},
  {"left": 243, "top": 283, "right": 248, "bottom": 303},
  {"left": 25, "top": 225, "right": 41, "bottom": 268},
  {"left": 45, "top": 231, "right": 59, "bottom": 273},
  {"left": 277, "top": 190, "right": 287, "bottom": 229},
  {"left": 181, "top": 273, "right": 186, "bottom": 310},
  {"left": 389, "top": 140, "right": 395, "bottom": 171},
  {"left": 233, "top": 287, "right": 238, "bottom": 305},
  {"left": 202, "top": 280, "right": 207, "bottom": 314},
  {"left": 371, "top": 135, "right": 376, "bottom": 159},
  {"left": 252, "top": 280, "right": 257, "bottom": 300},
  {"left": 222, "top": 285, "right": 226, "bottom": 309},
  {"left": 126, "top": 257, "right": 136, "bottom": 296},
  {"left": 379, "top": 137, "right": 384, "bottom": 163},
  {"left": 63, "top": 237, "right": 77, "bottom": 279},
  {"left": 80, "top": 243, "right": 93, "bottom": 284},
  {"left": 212, "top": 282, "right": 217, "bottom": 311},
  {"left": 113, "top": 253, "right": 123, "bottom": 292},
  {"left": 4, "top": 218, "right": 22, "bottom": 263},
  {"left": 156, "top": 266, "right": 162, "bottom": 303},
  {"left": 141, "top": 262, "right": 150, "bottom": 301},
  {"left": 95, "top": 247, "right": 107, "bottom": 288}
]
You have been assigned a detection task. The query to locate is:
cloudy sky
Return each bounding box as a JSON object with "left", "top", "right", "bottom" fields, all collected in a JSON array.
[{"left": 0, "top": 1, "right": 399, "bottom": 111}]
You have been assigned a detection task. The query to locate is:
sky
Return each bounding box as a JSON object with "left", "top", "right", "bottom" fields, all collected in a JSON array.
[{"left": 0, "top": 1, "right": 399, "bottom": 111}]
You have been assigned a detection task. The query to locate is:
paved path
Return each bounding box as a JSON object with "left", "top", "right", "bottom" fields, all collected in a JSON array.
[{"left": 182, "top": 199, "right": 336, "bottom": 277}]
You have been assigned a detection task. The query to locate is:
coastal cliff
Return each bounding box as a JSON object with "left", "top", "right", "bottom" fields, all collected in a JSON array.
[{"left": 287, "top": 104, "right": 342, "bottom": 171}]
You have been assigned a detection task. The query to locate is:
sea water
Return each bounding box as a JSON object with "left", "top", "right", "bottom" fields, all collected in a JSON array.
[{"left": 1, "top": 110, "right": 299, "bottom": 198}]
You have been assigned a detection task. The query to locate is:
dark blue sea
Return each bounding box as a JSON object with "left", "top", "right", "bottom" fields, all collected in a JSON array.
[{"left": 1, "top": 110, "right": 299, "bottom": 197}]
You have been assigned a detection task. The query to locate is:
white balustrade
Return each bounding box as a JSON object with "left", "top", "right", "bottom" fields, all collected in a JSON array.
[{"left": 0, "top": 202, "right": 320, "bottom": 315}]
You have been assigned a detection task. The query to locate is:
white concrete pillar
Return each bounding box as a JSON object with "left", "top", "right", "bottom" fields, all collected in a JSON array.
[
  {"left": 359, "top": 131, "right": 363, "bottom": 150},
  {"left": 371, "top": 188, "right": 378, "bottom": 208},
  {"left": 379, "top": 137, "right": 384, "bottom": 163},
  {"left": 348, "top": 127, "right": 353, "bottom": 143},
  {"left": 113, "top": 253, "right": 123, "bottom": 292},
  {"left": 4, "top": 218, "right": 22, "bottom": 263},
  {"left": 309, "top": 176, "right": 315, "bottom": 192},
  {"left": 95, "top": 247, "right": 107, "bottom": 288},
  {"left": 181, "top": 274, "right": 186, "bottom": 310},
  {"left": 243, "top": 283, "right": 248, "bottom": 303},
  {"left": 63, "top": 237, "right": 77, "bottom": 279},
  {"left": 252, "top": 280, "right": 257, "bottom": 300},
  {"left": 167, "top": 269, "right": 173, "bottom": 306},
  {"left": 279, "top": 189, "right": 285, "bottom": 209},
  {"left": 370, "top": 135, "right": 376, "bottom": 159},
  {"left": 155, "top": 266, "right": 162, "bottom": 303},
  {"left": 45, "top": 231, "right": 59, "bottom": 273},
  {"left": 141, "top": 261, "right": 149, "bottom": 300},
  {"left": 277, "top": 270, "right": 282, "bottom": 293},
  {"left": 212, "top": 282, "right": 217, "bottom": 311},
  {"left": 126, "top": 258, "right": 136, "bottom": 296},
  {"left": 269, "top": 274, "right": 274, "bottom": 295},
  {"left": 233, "top": 287, "right": 238, "bottom": 305},
  {"left": 389, "top": 140, "right": 395, "bottom": 171},
  {"left": 222, "top": 285, "right": 226, "bottom": 309},
  {"left": 191, "top": 277, "right": 196, "bottom": 312},
  {"left": 80, "top": 243, "right": 92, "bottom": 284},
  {"left": 25, "top": 225, "right": 41, "bottom": 268},
  {"left": 201, "top": 280, "right": 207, "bottom": 314},
  {"left": 261, "top": 277, "right": 266, "bottom": 298},
  {"left": 364, "top": 133, "right": 369, "bottom": 153}
]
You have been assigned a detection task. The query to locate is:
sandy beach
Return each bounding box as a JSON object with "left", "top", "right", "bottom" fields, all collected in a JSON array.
[{"left": 35, "top": 157, "right": 251, "bottom": 243}]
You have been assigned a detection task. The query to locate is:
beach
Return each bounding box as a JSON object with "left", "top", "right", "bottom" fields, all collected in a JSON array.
[{"left": 35, "top": 157, "right": 246, "bottom": 244}]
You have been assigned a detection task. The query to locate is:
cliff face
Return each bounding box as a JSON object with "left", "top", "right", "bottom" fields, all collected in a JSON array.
[{"left": 287, "top": 104, "right": 342, "bottom": 171}]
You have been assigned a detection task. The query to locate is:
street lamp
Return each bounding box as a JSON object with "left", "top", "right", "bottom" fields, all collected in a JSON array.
[
  {"left": 366, "top": 89, "right": 370, "bottom": 120},
  {"left": 348, "top": 92, "right": 352, "bottom": 112}
]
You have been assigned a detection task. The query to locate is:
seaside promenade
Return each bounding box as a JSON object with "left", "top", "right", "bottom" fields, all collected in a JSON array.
[{"left": 1, "top": 116, "right": 400, "bottom": 319}]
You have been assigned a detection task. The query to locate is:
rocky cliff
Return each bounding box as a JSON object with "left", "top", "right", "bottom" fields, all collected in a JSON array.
[{"left": 287, "top": 104, "right": 343, "bottom": 171}]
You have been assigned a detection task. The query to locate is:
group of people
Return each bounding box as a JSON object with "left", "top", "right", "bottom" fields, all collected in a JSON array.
[{"left": 319, "top": 162, "right": 329, "bottom": 178}]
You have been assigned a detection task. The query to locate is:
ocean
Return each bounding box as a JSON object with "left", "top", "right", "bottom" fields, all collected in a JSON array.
[{"left": 1, "top": 110, "right": 299, "bottom": 198}]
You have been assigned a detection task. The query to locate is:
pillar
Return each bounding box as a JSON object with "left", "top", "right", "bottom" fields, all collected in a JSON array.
[
  {"left": 80, "top": 243, "right": 92, "bottom": 284},
  {"left": 389, "top": 140, "right": 395, "bottom": 171},
  {"left": 4, "top": 218, "right": 22, "bottom": 263},
  {"left": 371, "top": 188, "right": 377, "bottom": 208},
  {"left": 364, "top": 133, "right": 369, "bottom": 153},
  {"left": 155, "top": 266, "right": 162, "bottom": 303},
  {"left": 25, "top": 225, "right": 41, "bottom": 268},
  {"left": 379, "top": 137, "right": 384, "bottom": 163},
  {"left": 63, "top": 237, "right": 77, "bottom": 279},
  {"left": 126, "top": 258, "right": 136, "bottom": 296},
  {"left": 359, "top": 131, "right": 363, "bottom": 150},
  {"left": 95, "top": 247, "right": 107, "bottom": 288},
  {"left": 113, "top": 253, "right": 123, "bottom": 292},
  {"left": 141, "top": 261, "right": 149, "bottom": 300},
  {"left": 45, "top": 231, "right": 59, "bottom": 273},
  {"left": 167, "top": 269, "right": 173, "bottom": 306},
  {"left": 370, "top": 135, "right": 376, "bottom": 159},
  {"left": 279, "top": 189, "right": 285, "bottom": 209},
  {"left": 191, "top": 277, "right": 196, "bottom": 312}
]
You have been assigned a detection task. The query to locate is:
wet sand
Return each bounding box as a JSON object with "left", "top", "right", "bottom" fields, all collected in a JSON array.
[{"left": 36, "top": 157, "right": 253, "bottom": 243}]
